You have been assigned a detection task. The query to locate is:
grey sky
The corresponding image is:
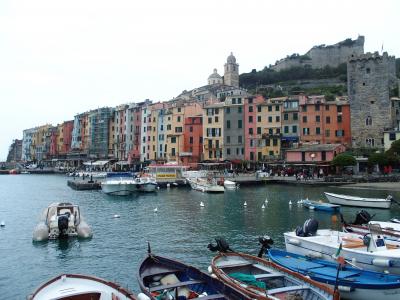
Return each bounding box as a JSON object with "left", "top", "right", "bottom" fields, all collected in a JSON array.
[{"left": 1, "top": 0, "right": 399, "bottom": 160}]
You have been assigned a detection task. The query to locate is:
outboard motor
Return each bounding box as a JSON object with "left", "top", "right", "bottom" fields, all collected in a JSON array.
[
  {"left": 57, "top": 213, "right": 70, "bottom": 236},
  {"left": 207, "top": 237, "right": 233, "bottom": 253},
  {"left": 257, "top": 235, "right": 274, "bottom": 258},
  {"left": 353, "top": 210, "right": 372, "bottom": 225},
  {"left": 296, "top": 218, "right": 319, "bottom": 237}
]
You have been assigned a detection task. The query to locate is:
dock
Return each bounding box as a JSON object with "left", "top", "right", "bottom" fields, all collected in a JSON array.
[{"left": 67, "top": 179, "right": 101, "bottom": 190}]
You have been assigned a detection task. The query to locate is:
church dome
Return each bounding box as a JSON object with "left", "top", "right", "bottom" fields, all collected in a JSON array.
[
  {"left": 227, "top": 52, "right": 236, "bottom": 64},
  {"left": 208, "top": 68, "right": 222, "bottom": 79}
]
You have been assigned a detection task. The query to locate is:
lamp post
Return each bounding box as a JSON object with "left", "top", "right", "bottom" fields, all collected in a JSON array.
[{"left": 310, "top": 153, "right": 316, "bottom": 179}]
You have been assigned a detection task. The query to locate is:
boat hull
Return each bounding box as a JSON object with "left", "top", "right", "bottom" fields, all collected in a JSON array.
[
  {"left": 284, "top": 230, "right": 400, "bottom": 274},
  {"left": 28, "top": 274, "right": 137, "bottom": 300},
  {"left": 188, "top": 179, "right": 224, "bottom": 193},
  {"left": 303, "top": 200, "right": 340, "bottom": 212},
  {"left": 211, "top": 252, "right": 336, "bottom": 300},
  {"left": 325, "top": 192, "right": 391, "bottom": 208},
  {"left": 101, "top": 182, "right": 134, "bottom": 195},
  {"left": 268, "top": 249, "right": 400, "bottom": 300}
]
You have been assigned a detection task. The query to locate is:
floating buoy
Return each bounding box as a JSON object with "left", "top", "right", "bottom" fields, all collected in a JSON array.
[
  {"left": 113, "top": 214, "right": 120, "bottom": 218},
  {"left": 157, "top": 186, "right": 160, "bottom": 190},
  {"left": 154, "top": 207, "right": 158, "bottom": 213},
  {"left": 166, "top": 183, "right": 170, "bottom": 188},
  {"left": 289, "top": 200, "right": 292, "bottom": 206},
  {"left": 265, "top": 198, "right": 268, "bottom": 204},
  {"left": 244, "top": 201, "right": 247, "bottom": 207},
  {"left": 200, "top": 201, "right": 205, "bottom": 207},
  {"left": 0, "top": 221, "right": 5, "bottom": 227},
  {"left": 309, "top": 206, "right": 315, "bottom": 210},
  {"left": 261, "top": 204, "right": 265, "bottom": 210}
]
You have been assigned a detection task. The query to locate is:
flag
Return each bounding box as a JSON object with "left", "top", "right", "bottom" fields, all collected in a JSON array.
[{"left": 334, "top": 242, "right": 342, "bottom": 258}]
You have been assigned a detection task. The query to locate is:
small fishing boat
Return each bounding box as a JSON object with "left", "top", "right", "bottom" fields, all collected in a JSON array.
[
  {"left": 33, "top": 202, "right": 92, "bottom": 242},
  {"left": 324, "top": 192, "right": 392, "bottom": 209},
  {"left": 187, "top": 177, "right": 225, "bottom": 193},
  {"left": 342, "top": 211, "right": 400, "bottom": 243},
  {"left": 268, "top": 248, "right": 400, "bottom": 300},
  {"left": 134, "top": 176, "right": 158, "bottom": 192},
  {"left": 101, "top": 172, "right": 136, "bottom": 196},
  {"left": 208, "top": 239, "right": 337, "bottom": 300},
  {"left": 302, "top": 199, "right": 340, "bottom": 212},
  {"left": 284, "top": 219, "right": 400, "bottom": 274},
  {"left": 28, "top": 274, "right": 137, "bottom": 300},
  {"left": 137, "top": 246, "right": 250, "bottom": 300},
  {"left": 223, "top": 180, "right": 237, "bottom": 190}
]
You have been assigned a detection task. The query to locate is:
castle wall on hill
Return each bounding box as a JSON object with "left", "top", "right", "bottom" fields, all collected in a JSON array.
[{"left": 271, "top": 36, "right": 364, "bottom": 71}]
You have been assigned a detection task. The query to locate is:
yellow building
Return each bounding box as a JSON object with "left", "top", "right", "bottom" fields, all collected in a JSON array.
[
  {"left": 257, "top": 98, "right": 283, "bottom": 160},
  {"left": 203, "top": 102, "right": 224, "bottom": 161}
]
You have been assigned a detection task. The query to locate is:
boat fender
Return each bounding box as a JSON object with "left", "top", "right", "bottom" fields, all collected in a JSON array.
[
  {"left": 338, "top": 285, "right": 354, "bottom": 292},
  {"left": 372, "top": 258, "right": 393, "bottom": 267},
  {"left": 307, "top": 252, "right": 322, "bottom": 259},
  {"left": 287, "top": 238, "right": 301, "bottom": 246},
  {"left": 137, "top": 293, "right": 151, "bottom": 300},
  {"left": 210, "top": 273, "right": 217, "bottom": 279},
  {"left": 207, "top": 265, "right": 213, "bottom": 274}
]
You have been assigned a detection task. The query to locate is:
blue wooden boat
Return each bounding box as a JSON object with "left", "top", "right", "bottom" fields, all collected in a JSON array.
[
  {"left": 137, "top": 248, "right": 250, "bottom": 300},
  {"left": 268, "top": 248, "right": 400, "bottom": 300},
  {"left": 302, "top": 199, "right": 340, "bottom": 212}
]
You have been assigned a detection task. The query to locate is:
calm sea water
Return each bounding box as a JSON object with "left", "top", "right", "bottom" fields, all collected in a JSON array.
[{"left": 1, "top": 174, "right": 399, "bottom": 299}]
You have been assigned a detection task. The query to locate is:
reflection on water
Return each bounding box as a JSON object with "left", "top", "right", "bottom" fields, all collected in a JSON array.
[{"left": 0, "top": 174, "right": 400, "bottom": 298}]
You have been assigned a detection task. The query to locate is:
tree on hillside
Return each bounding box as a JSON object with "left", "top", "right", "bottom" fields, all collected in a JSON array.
[
  {"left": 387, "top": 139, "right": 400, "bottom": 156},
  {"left": 386, "top": 140, "right": 400, "bottom": 166}
]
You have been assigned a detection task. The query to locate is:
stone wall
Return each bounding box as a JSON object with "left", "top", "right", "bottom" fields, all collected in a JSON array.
[
  {"left": 272, "top": 36, "right": 364, "bottom": 71},
  {"left": 348, "top": 52, "right": 397, "bottom": 149}
]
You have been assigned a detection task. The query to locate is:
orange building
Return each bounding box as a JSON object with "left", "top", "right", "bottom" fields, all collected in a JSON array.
[
  {"left": 299, "top": 95, "right": 351, "bottom": 146},
  {"left": 182, "top": 116, "right": 203, "bottom": 165}
]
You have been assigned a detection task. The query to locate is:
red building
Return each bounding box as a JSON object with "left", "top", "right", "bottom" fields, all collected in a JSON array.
[
  {"left": 61, "top": 120, "right": 74, "bottom": 154},
  {"left": 299, "top": 95, "right": 351, "bottom": 146},
  {"left": 182, "top": 116, "right": 203, "bottom": 165}
]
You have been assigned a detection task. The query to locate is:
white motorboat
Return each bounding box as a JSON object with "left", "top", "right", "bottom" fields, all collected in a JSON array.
[
  {"left": 223, "top": 180, "right": 237, "bottom": 190},
  {"left": 284, "top": 219, "right": 400, "bottom": 274},
  {"left": 101, "top": 172, "right": 136, "bottom": 196},
  {"left": 33, "top": 203, "right": 92, "bottom": 242},
  {"left": 324, "top": 192, "right": 392, "bottom": 208},
  {"left": 134, "top": 176, "right": 158, "bottom": 192},
  {"left": 187, "top": 177, "right": 224, "bottom": 193},
  {"left": 28, "top": 274, "right": 137, "bottom": 300}
]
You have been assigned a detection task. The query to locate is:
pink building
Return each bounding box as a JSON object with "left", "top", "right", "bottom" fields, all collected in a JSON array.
[{"left": 285, "top": 144, "right": 346, "bottom": 163}]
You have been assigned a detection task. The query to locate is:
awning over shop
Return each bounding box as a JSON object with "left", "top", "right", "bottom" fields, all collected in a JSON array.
[{"left": 83, "top": 160, "right": 110, "bottom": 166}]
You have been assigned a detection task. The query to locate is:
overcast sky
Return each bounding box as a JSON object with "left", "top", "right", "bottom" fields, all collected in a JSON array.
[{"left": 1, "top": 0, "right": 399, "bottom": 160}]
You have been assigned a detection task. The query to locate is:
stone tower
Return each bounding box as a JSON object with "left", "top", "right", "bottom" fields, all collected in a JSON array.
[
  {"left": 224, "top": 52, "right": 239, "bottom": 87},
  {"left": 348, "top": 52, "right": 397, "bottom": 149}
]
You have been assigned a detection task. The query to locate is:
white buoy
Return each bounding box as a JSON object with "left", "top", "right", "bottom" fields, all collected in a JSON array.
[
  {"left": 157, "top": 186, "right": 160, "bottom": 190},
  {"left": 265, "top": 198, "right": 268, "bottom": 204},
  {"left": 289, "top": 200, "right": 292, "bottom": 206},
  {"left": 200, "top": 201, "right": 205, "bottom": 207},
  {"left": 261, "top": 204, "right": 265, "bottom": 210},
  {"left": 244, "top": 201, "right": 247, "bottom": 207},
  {"left": 154, "top": 207, "right": 158, "bottom": 213},
  {"left": 0, "top": 221, "right": 5, "bottom": 227},
  {"left": 113, "top": 214, "right": 120, "bottom": 218},
  {"left": 166, "top": 183, "right": 170, "bottom": 188}
]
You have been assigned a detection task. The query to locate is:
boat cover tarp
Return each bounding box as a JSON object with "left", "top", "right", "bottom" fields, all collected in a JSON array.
[{"left": 230, "top": 272, "right": 266, "bottom": 289}]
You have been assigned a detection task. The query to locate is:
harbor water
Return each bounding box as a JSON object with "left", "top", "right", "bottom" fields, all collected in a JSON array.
[{"left": 1, "top": 174, "right": 400, "bottom": 298}]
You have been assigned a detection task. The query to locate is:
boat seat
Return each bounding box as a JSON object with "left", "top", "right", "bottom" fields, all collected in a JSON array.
[
  {"left": 254, "top": 273, "right": 284, "bottom": 279},
  {"left": 191, "top": 294, "right": 224, "bottom": 300},
  {"left": 343, "top": 243, "right": 365, "bottom": 249},
  {"left": 219, "top": 262, "right": 253, "bottom": 269},
  {"left": 148, "top": 279, "right": 205, "bottom": 292},
  {"left": 267, "top": 285, "right": 309, "bottom": 295}
]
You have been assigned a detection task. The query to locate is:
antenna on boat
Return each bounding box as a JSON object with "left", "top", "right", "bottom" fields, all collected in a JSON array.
[{"left": 147, "top": 241, "right": 152, "bottom": 254}]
